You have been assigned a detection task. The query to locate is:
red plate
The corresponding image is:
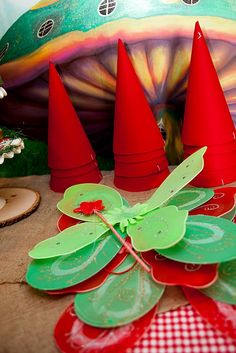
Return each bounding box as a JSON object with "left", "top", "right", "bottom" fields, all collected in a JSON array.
[
  {"left": 57, "top": 214, "right": 81, "bottom": 231},
  {"left": 190, "top": 187, "right": 236, "bottom": 217},
  {"left": 54, "top": 303, "right": 157, "bottom": 353},
  {"left": 182, "top": 287, "right": 236, "bottom": 340},
  {"left": 141, "top": 251, "right": 218, "bottom": 288}
]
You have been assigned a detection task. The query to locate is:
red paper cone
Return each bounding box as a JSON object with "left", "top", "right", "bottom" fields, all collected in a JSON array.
[
  {"left": 113, "top": 40, "right": 169, "bottom": 191},
  {"left": 51, "top": 160, "right": 99, "bottom": 177},
  {"left": 114, "top": 169, "right": 170, "bottom": 192},
  {"left": 184, "top": 151, "right": 236, "bottom": 171},
  {"left": 50, "top": 168, "right": 102, "bottom": 193},
  {"left": 113, "top": 39, "right": 165, "bottom": 155},
  {"left": 182, "top": 22, "right": 236, "bottom": 146},
  {"left": 48, "top": 62, "right": 97, "bottom": 170},
  {"left": 184, "top": 141, "right": 236, "bottom": 155},
  {"left": 190, "top": 167, "right": 236, "bottom": 188},
  {"left": 114, "top": 148, "right": 166, "bottom": 163},
  {"left": 115, "top": 156, "right": 168, "bottom": 177}
]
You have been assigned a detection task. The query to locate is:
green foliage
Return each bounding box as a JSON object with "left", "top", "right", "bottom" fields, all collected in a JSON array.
[
  {"left": 0, "top": 127, "right": 49, "bottom": 177},
  {"left": 0, "top": 127, "right": 114, "bottom": 177}
]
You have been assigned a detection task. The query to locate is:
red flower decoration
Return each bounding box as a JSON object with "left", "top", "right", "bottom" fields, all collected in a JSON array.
[{"left": 73, "top": 200, "right": 105, "bottom": 215}]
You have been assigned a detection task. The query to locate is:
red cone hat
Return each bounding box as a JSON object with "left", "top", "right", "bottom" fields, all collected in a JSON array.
[
  {"left": 48, "top": 62, "right": 97, "bottom": 169},
  {"left": 113, "top": 39, "right": 166, "bottom": 155},
  {"left": 113, "top": 40, "right": 169, "bottom": 191},
  {"left": 190, "top": 167, "right": 236, "bottom": 188},
  {"left": 114, "top": 169, "right": 170, "bottom": 192},
  {"left": 115, "top": 156, "right": 169, "bottom": 177},
  {"left": 182, "top": 22, "right": 236, "bottom": 146},
  {"left": 50, "top": 170, "right": 102, "bottom": 193}
]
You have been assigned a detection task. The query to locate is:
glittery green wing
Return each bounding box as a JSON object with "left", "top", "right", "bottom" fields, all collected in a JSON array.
[
  {"left": 29, "top": 222, "right": 109, "bottom": 259},
  {"left": 74, "top": 255, "right": 165, "bottom": 327},
  {"left": 201, "top": 260, "right": 236, "bottom": 304},
  {"left": 165, "top": 187, "right": 214, "bottom": 211},
  {"left": 57, "top": 183, "right": 123, "bottom": 222},
  {"left": 146, "top": 147, "right": 206, "bottom": 213},
  {"left": 26, "top": 226, "right": 126, "bottom": 290},
  {"left": 158, "top": 216, "right": 236, "bottom": 264},
  {"left": 127, "top": 206, "right": 188, "bottom": 251}
]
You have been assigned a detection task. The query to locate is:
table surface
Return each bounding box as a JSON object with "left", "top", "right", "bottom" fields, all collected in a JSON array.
[{"left": 0, "top": 173, "right": 235, "bottom": 353}]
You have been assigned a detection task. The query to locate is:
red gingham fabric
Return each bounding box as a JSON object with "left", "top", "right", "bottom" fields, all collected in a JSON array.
[{"left": 128, "top": 305, "right": 236, "bottom": 353}]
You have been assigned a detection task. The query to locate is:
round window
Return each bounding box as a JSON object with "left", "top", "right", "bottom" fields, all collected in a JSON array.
[
  {"left": 98, "top": 0, "right": 117, "bottom": 16},
  {"left": 182, "top": 0, "right": 200, "bottom": 5},
  {"left": 37, "top": 19, "right": 54, "bottom": 38}
]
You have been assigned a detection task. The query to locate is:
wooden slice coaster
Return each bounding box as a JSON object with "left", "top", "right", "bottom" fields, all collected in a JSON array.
[
  {"left": 0, "top": 196, "right": 6, "bottom": 210},
  {"left": 0, "top": 187, "right": 41, "bottom": 227}
]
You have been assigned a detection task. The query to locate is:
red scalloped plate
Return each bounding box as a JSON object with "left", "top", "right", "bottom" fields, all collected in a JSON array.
[
  {"left": 190, "top": 187, "right": 236, "bottom": 218},
  {"left": 54, "top": 303, "right": 157, "bottom": 353},
  {"left": 141, "top": 251, "right": 218, "bottom": 288}
]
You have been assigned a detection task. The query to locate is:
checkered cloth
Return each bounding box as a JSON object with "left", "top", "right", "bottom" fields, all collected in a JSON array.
[{"left": 129, "top": 305, "right": 236, "bottom": 353}]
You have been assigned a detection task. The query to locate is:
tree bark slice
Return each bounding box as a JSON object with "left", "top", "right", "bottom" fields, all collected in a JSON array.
[{"left": 0, "top": 187, "right": 40, "bottom": 227}]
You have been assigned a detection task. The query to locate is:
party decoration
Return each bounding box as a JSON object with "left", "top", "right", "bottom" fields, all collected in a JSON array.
[
  {"left": 127, "top": 206, "right": 188, "bottom": 251},
  {"left": 182, "top": 22, "right": 236, "bottom": 147},
  {"left": 183, "top": 287, "right": 236, "bottom": 340},
  {"left": 57, "top": 197, "right": 130, "bottom": 231},
  {"left": 113, "top": 39, "right": 169, "bottom": 191},
  {"left": 54, "top": 304, "right": 157, "bottom": 353},
  {"left": 106, "top": 203, "right": 148, "bottom": 232},
  {"left": 57, "top": 214, "right": 80, "bottom": 231},
  {"left": 114, "top": 39, "right": 164, "bottom": 155},
  {"left": 46, "top": 249, "right": 128, "bottom": 295},
  {"left": 46, "top": 269, "right": 109, "bottom": 295},
  {"left": 48, "top": 62, "right": 102, "bottom": 192},
  {"left": 182, "top": 22, "right": 236, "bottom": 187},
  {"left": 26, "top": 228, "right": 126, "bottom": 290},
  {"left": 74, "top": 256, "right": 165, "bottom": 327},
  {"left": 190, "top": 187, "right": 236, "bottom": 218},
  {"left": 201, "top": 260, "right": 236, "bottom": 304},
  {"left": 166, "top": 187, "right": 214, "bottom": 211},
  {"left": 57, "top": 183, "right": 123, "bottom": 222},
  {"left": 158, "top": 215, "right": 236, "bottom": 264},
  {"left": 146, "top": 147, "right": 206, "bottom": 212},
  {"left": 31, "top": 148, "right": 207, "bottom": 260},
  {"left": 141, "top": 251, "right": 218, "bottom": 288},
  {"left": 74, "top": 200, "right": 105, "bottom": 215},
  {"left": 29, "top": 222, "right": 109, "bottom": 259}
]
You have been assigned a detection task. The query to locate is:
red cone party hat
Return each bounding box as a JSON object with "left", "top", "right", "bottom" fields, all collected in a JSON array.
[
  {"left": 48, "top": 62, "right": 102, "bottom": 192},
  {"left": 113, "top": 39, "right": 169, "bottom": 192},
  {"left": 182, "top": 22, "right": 236, "bottom": 187}
]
